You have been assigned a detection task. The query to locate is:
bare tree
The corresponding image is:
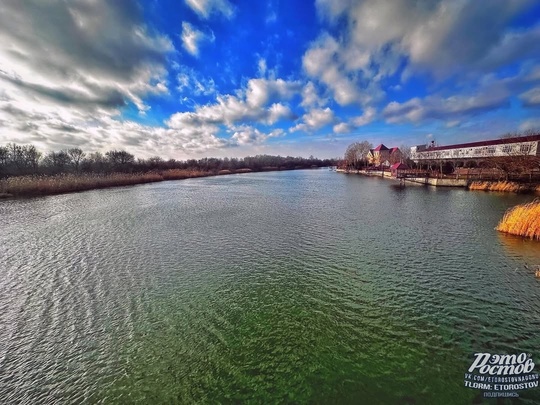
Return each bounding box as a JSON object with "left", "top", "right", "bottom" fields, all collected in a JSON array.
[
  {"left": 44, "top": 150, "right": 71, "bottom": 173},
  {"left": 67, "top": 148, "right": 85, "bottom": 172},
  {"left": 106, "top": 150, "right": 135, "bottom": 171},
  {"left": 23, "top": 145, "right": 41, "bottom": 172},
  {"left": 0, "top": 146, "right": 8, "bottom": 166},
  {"left": 344, "top": 141, "right": 373, "bottom": 170}
]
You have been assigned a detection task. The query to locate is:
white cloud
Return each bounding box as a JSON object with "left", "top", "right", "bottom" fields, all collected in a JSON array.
[
  {"left": 302, "top": 33, "right": 385, "bottom": 106},
  {"left": 230, "top": 125, "right": 284, "bottom": 145},
  {"left": 383, "top": 92, "right": 509, "bottom": 124},
  {"left": 0, "top": 0, "right": 194, "bottom": 156},
  {"left": 303, "top": 35, "right": 362, "bottom": 106},
  {"left": 520, "top": 87, "right": 540, "bottom": 107},
  {"left": 181, "top": 22, "right": 214, "bottom": 57},
  {"left": 0, "top": 99, "right": 229, "bottom": 158},
  {"left": 301, "top": 82, "right": 327, "bottom": 108},
  {"left": 291, "top": 107, "right": 335, "bottom": 133},
  {"left": 519, "top": 119, "right": 540, "bottom": 132},
  {"left": 333, "top": 122, "right": 351, "bottom": 134},
  {"left": 166, "top": 76, "right": 300, "bottom": 139},
  {"left": 258, "top": 58, "right": 268, "bottom": 76},
  {"left": 332, "top": 107, "right": 376, "bottom": 134},
  {"left": 246, "top": 78, "right": 301, "bottom": 108},
  {"left": 0, "top": 0, "right": 173, "bottom": 115},
  {"left": 185, "top": 0, "right": 235, "bottom": 19},
  {"left": 306, "top": 0, "right": 538, "bottom": 109},
  {"left": 177, "top": 67, "right": 216, "bottom": 96},
  {"left": 316, "top": 0, "right": 536, "bottom": 77},
  {"left": 352, "top": 107, "right": 376, "bottom": 127},
  {"left": 267, "top": 103, "right": 295, "bottom": 125},
  {"left": 168, "top": 93, "right": 295, "bottom": 128}
]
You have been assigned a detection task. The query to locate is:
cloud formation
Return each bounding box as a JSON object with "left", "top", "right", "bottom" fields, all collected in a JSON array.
[
  {"left": 0, "top": 0, "right": 539, "bottom": 159},
  {"left": 181, "top": 22, "right": 214, "bottom": 56},
  {"left": 0, "top": 0, "right": 173, "bottom": 113},
  {"left": 177, "top": 67, "right": 217, "bottom": 97},
  {"left": 231, "top": 125, "right": 284, "bottom": 145},
  {"left": 185, "top": 0, "right": 235, "bottom": 20},
  {"left": 305, "top": 0, "right": 538, "bottom": 113},
  {"left": 0, "top": 0, "right": 224, "bottom": 157},
  {"left": 291, "top": 108, "right": 335, "bottom": 133}
]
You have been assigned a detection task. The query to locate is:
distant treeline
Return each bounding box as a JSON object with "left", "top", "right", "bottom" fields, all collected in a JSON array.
[{"left": 0, "top": 143, "right": 336, "bottom": 178}]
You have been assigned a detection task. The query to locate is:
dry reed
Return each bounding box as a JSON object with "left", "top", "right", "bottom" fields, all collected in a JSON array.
[
  {"left": 0, "top": 166, "right": 271, "bottom": 198},
  {"left": 0, "top": 170, "right": 215, "bottom": 197},
  {"left": 468, "top": 181, "right": 524, "bottom": 192},
  {"left": 160, "top": 169, "right": 209, "bottom": 180},
  {"left": 0, "top": 173, "right": 165, "bottom": 197},
  {"left": 496, "top": 200, "right": 540, "bottom": 240}
]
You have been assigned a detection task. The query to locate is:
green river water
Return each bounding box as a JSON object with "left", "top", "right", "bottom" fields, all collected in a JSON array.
[{"left": 1, "top": 169, "right": 539, "bottom": 404}]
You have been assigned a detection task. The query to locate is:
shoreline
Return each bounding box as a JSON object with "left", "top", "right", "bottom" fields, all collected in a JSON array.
[
  {"left": 336, "top": 168, "right": 540, "bottom": 194},
  {"left": 0, "top": 167, "right": 324, "bottom": 199}
]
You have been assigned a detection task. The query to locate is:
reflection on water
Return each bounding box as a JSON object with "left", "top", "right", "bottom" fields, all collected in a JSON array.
[
  {"left": 498, "top": 232, "right": 540, "bottom": 264},
  {"left": 0, "top": 170, "right": 539, "bottom": 404}
]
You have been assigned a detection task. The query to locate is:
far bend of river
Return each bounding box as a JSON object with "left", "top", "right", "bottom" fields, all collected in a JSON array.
[{"left": 1, "top": 170, "right": 540, "bottom": 404}]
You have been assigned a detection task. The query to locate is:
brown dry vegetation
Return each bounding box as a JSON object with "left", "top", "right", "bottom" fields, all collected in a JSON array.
[
  {"left": 160, "top": 169, "right": 210, "bottom": 180},
  {"left": 496, "top": 200, "right": 540, "bottom": 240},
  {"left": 468, "top": 181, "right": 526, "bottom": 193},
  {"left": 0, "top": 170, "right": 213, "bottom": 197}
]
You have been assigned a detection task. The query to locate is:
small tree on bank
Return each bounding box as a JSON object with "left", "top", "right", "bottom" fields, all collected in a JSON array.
[{"left": 344, "top": 141, "right": 373, "bottom": 170}]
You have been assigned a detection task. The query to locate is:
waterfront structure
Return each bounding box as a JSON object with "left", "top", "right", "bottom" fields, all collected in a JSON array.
[
  {"left": 390, "top": 162, "right": 410, "bottom": 177},
  {"left": 367, "top": 144, "right": 402, "bottom": 166},
  {"left": 410, "top": 134, "right": 540, "bottom": 163}
]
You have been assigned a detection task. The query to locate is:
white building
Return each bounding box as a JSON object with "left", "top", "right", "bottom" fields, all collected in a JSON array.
[{"left": 411, "top": 135, "right": 540, "bottom": 163}]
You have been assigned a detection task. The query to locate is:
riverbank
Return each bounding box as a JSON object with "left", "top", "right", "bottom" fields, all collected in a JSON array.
[
  {"left": 0, "top": 169, "right": 222, "bottom": 198},
  {"left": 337, "top": 169, "right": 540, "bottom": 193},
  {"left": 469, "top": 180, "right": 540, "bottom": 193},
  {"left": 336, "top": 169, "right": 468, "bottom": 187},
  {"left": 0, "top": 167, "right": 326, "bottom": 198}
]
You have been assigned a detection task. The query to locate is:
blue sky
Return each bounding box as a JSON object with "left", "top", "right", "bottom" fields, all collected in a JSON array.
[{"left": 1, "top": 0, "right": 540, "bottom": 159}]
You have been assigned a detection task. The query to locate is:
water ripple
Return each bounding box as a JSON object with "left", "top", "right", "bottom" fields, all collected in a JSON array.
[{"left": 0, "top": 170, "right": 539, "bottom": 404}]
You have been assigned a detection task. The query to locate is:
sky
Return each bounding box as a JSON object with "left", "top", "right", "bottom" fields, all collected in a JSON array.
[{"left": 1, "top": 0, "right": 540, "bottom": 160}]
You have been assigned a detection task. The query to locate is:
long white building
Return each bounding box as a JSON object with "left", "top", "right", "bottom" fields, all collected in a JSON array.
[{"left": 411, "top": 134, "right": 540, "bottom": 162}]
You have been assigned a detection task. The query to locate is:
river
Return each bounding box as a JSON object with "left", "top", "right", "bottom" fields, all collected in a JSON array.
[{"left": 1, "top": 169, "right": 539, "bottom": 404}]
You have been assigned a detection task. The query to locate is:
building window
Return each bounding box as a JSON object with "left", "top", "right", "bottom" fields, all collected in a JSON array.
[{"left": 520, "top": 144, "right": 531, "bottom": 154}]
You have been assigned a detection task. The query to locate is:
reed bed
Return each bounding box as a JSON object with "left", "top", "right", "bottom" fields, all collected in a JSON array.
[
  {"left": 160, "top": 169, "right": 210, "bottom": 180},
  {"left": 0, "top": 167, "right": 269, "bottom": 198},
  {"left": 496, "top": 200, "right": 540, "bottom": 240},
  {"left": 468, "top": 181, "right": 524, "bottom": 192},
  {"left": 0, "top": 170, "right": 215, "bottom": 197},
  {"left": 0, "top": 173, "right": 166, "bottom": 197}
]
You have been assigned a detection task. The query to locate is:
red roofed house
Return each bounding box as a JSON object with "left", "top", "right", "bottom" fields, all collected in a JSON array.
[
  {"left": 390, "top": 162, "right": 410, "bottom": 177},
  {"left": 367, "top": 144, "right": 403, "bottom": 167}
]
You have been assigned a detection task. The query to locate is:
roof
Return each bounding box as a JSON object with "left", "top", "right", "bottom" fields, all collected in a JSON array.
[
  {"left": 422, "top": 134, "right": 540, "bottom": 152},
  {"left": 390, "top": 162, "right": 409, "bottom": 170},
  {"left": 389, "top": 147, "right": 400, "bottom": 154},
  {"left": 373, "top": 144, "right": 389, "bottom": 151}
]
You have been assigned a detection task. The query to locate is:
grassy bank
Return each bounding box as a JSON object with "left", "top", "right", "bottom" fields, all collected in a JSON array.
[
  {"left": 496, "top": 200, "right": 540, "bottom": 240},
  {"left": 468, "top": 181, "right": 540, "bottom": 193},
  {"left": 0, "top": 169, "right": 215, "bottom": 198}
]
